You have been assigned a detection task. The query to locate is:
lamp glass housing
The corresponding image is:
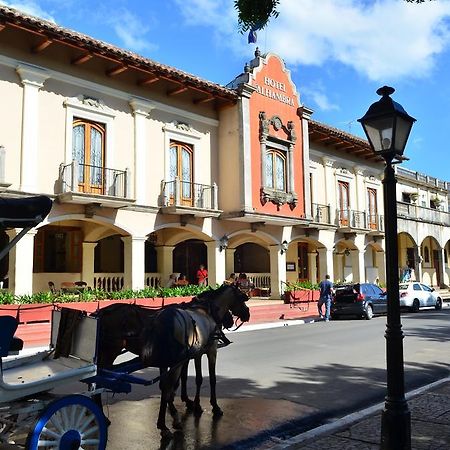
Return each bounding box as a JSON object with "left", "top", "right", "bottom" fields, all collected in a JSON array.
[{"left": 358, "top": 86, "right": 415, "bottom": 157}]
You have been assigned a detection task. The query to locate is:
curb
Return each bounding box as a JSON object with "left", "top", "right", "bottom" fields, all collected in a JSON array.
[{"left": 268, "top": 376, "right": 450, "bottom": 449}]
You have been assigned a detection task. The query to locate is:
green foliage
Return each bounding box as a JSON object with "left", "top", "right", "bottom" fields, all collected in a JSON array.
[
  {"left": 283, "top": 280, "right": 319, "bottom": 291},
  {"left": 234, "top": 0, "right": 280, "bottom": 33},
  {"left": 0, "top": 284, "right": 212, "bottom": 305}
]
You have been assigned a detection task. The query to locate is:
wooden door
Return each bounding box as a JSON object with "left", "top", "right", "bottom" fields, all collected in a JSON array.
[
  {"left": 338, "top": 181, "right": 350, "bottom": 226},
  {"left": 73, "top": 120, "right": 105, "bottom": 194},
  {"left": 297, "top": 243, "right": 308, "bottom": 282},
  {"left": 169, "top": 142, "right": 193, "bottom": 206},
  {"left": 367, "top": 188, "right": 378, "bottom": 229}
]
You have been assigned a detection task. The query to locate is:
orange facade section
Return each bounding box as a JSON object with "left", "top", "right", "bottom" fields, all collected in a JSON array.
[{"left": 248, "top": 54, "right": 305, "bottom": 217}]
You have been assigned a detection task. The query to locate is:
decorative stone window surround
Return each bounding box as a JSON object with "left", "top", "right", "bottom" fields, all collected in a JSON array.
[
  {"left": 259, "top": 111, "right": 297, "bottom": 210},
  {"left": 162, "top": 121, "right": 203, "bottom": 185},
  {"left": 64, "top": 95, "right": 116, "bottom": 169}
]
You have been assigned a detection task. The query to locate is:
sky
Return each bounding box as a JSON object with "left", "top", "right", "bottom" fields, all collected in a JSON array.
[{"left": 2, "top": 0, "right": 450, "bottom": 181}]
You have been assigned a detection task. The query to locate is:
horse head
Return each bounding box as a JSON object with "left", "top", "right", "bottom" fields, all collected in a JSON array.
[{"left": 209, "top": 284, "right": 250, "bottom": 323}]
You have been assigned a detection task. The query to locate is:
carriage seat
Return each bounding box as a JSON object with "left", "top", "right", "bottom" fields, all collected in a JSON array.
[{"left": 0, "top": 316, "right": 23, "bottom": 357}]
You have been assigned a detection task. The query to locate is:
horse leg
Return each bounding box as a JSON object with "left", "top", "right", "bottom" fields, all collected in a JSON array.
[
  {"left": 180, "top": 361, "right": 194, "bottom": 411},
  {"left": 208, "top": 349, "right": 223, "bottom": 417},
  {"left": 167, "top": 365, "right": 183, "bottom": 430},
  {"left": 193, "top": 356, "right": 204, "bottom": 416},
  {"left": 157, "top": 367, "right": 172, "bottom": 438}
]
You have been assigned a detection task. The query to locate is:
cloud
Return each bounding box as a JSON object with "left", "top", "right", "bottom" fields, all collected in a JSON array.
[
  {"left": 175, "top": 0, "right": 450, "bottom": 82},
  {"left": 301, "top": 84, "right": 340, "bottom": 111},
  {"left": 0, "top": 0, "right": 55, "bottom": 21},
  {"left": 108, "top": 8, "right": 158, "bottom": 53}
]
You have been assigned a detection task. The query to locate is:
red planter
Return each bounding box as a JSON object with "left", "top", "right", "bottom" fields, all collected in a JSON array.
[
  {"left": 0, "top": 296, "right": 195, "bottom": 324},
  {"left": 283, "top": 289, "right": 320, "bottom": 304}
]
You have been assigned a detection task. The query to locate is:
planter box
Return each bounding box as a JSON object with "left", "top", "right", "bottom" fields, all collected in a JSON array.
[
  {"left": 283, "top": 290, "right": 320, "bottom": 304},
  {"left": 0, "top": 296, "right": 195, "bottom": 324}
]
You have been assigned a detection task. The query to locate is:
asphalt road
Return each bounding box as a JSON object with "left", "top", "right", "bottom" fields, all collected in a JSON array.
[{"left": 99, "top": 307, "right": 450, "bottom": 449}]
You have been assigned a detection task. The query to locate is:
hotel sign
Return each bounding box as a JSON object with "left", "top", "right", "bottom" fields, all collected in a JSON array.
[{"left": 255, "top": 76, "right": 295, "bottom": 107}]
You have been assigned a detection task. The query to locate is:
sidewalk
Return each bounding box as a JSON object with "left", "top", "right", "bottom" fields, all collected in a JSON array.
[{"left": 270, "top": 377, "right": 450, "bottom": 449}]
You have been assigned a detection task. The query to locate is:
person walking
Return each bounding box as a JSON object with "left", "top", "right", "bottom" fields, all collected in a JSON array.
[
  {"left": 318, "top": 274, "right": 334, "bottom": 322},
  {"left": 196, "top": 264, "right": 208, "bottom": 286}
]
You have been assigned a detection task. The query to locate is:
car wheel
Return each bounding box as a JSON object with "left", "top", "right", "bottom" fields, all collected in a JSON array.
[
  {"left": 365, "top": 304, "right": 373, "bottom": 320},
  {"left": 435, "top": 297, "right": 443, "bottom": 310},
  {"left": 411, "top": 299, "right": 420, "bottom": 313}
]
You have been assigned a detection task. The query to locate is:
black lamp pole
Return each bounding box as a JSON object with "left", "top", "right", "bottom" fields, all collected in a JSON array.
[{"left": 358, "top": 86, "right": 416, "bottom": 450}]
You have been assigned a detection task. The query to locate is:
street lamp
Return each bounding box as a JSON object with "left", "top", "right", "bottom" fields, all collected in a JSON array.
[{"left": 358, "top": 86, "right": 416, "bottom": 450}]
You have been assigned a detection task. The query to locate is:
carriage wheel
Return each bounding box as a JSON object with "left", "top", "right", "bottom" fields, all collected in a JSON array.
[{"left": 26, "top": 394, "right": 107, "bottom": 450}]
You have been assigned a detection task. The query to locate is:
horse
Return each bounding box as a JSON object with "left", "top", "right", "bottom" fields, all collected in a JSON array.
[
  {"left": 140, "top": 284, "right": 250, "bottom": 437},
  {"left": 92, "top": 291, "right": 240, "bottom": 423}
]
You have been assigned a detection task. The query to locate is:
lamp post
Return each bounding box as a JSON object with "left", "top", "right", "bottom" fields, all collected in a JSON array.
[{"left": 358, "top": 86, "right": 416, "bottom": 450}]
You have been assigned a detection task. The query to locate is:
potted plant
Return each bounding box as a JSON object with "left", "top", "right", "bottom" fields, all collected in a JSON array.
[{"left": 283, "top": 281, "right": 320, "bottom": 304}]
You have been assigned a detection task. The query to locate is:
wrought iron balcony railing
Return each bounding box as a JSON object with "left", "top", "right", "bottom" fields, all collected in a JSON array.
[
  {"left": 160, "top": 177, "right": 219, "bottom": 210},
  {"left": 311, "top": 203, "right": 331, "bottom": 224},
  {"left": 59, "top": 160, "right": 130, "bottom": 198}
]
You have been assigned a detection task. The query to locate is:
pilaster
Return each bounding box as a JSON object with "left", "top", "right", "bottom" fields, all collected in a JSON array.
[
  {"left": 7, "top": 228, "right": 36, "bottom": 295},
  {"left": 318, "top": 247, "right": 334, "bottom": 281},
  {"left": 81, "top": 242, "right": 98, "bottom": 289},
  {"left": 156, "top": 245, "right": 175, "bottom": 286},
  {"left": 121, "top": 235, "right": 146, "bottom": 290},
  {"left": 129, "top": 98, "right": 155, "bottom": 205},
  {"left": 269, "top": 244, "right": 287, "bottom": 299},
  {"left": 307, "top": 252, "right": 318, "bottom": 284},
  {"left": 206, "top": 241, "right": 226, "bottom": 286},
  {"left": 16, "top": 65, "right": 50, "bottom": 192}
]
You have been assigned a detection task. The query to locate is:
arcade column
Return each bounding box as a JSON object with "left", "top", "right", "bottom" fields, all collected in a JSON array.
[
  {"left": 81, "top": 242, "right": 98, "bottom": 289},
  {"left": 269, "top": 245, "right": 286, "bottom": 299},
  {"left": 121, "top": 235, "right": 146, "bottom": 290},
  {"left": 206, "top": 241, "right": 226, "bottom": 286}
]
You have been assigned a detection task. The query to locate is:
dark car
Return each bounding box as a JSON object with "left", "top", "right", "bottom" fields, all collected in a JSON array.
[{"left": 331, "top": 283, "right": 387, "bottom": 320}]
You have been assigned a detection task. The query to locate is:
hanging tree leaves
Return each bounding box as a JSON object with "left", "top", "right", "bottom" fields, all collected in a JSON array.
[
  {"left": 234, "top": 0, "right": 434, "bottom": 34},
  {"left": 234, "top": 0, "right": 280, "bottom": 33}
]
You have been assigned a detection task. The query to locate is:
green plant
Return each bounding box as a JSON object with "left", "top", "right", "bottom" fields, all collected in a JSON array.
[
  {"left": 283, "top": 280, "right": 319, "bottom": 291},
  {"left": 0, "top": 291, "right": 16, "bottom": 304}
]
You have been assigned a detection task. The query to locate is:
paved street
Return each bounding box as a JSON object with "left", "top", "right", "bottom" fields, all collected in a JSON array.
[{"left": 100, "top": 308, "right": 450, "bottom": 449}]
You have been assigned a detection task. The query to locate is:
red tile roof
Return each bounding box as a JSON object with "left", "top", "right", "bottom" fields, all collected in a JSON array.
[{"left": 0, "top": 5, "right": 238, "bottom": 102}]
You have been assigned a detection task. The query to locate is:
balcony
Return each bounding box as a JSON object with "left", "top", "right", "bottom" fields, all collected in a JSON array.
[
  {"left": 397, "top": 201, "right": 450, "bottom": 225},
  {"left": 311, "top": 203, "right": 332, "bottom": 225},
  {"left": 159, "top": 177, "right": 221, "bottom": 218},
  {"left": 57, "top": 160, "right": 134, "bottom": 208},
  {"left": 337, "top": 209, "right": 384, "bottom": 233}
]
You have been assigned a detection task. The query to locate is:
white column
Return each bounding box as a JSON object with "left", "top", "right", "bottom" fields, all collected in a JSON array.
[
  {"left": 7, "top": 229, "right": 36, "bottom": 295},
  {"left": 156, "top": 245, "right": 175, "bottom": 286},
  {"left": 269, "top": 245, "right": 286, "bottom": 299},
  {"left": 336, "top": 253, "right": 344, "bottom": 282},
  {"left": 16, "top": 65, "right": 50, "bottom": 193},
  {"left": 81, "top": 242, "right": 98, "bottom": 289},
  {"left": 121, "top": 236, "right": 146, "bottom": 290},
  {"left": 440, "top": 247, "right": 446, "bottom": 287},
  {"left": 352, "top": 249, "right": 366, "bottom": 283},
  {"left": 129, "top": 99, "right": 154, "bottom": 204},
  {"left": 307, "top": 252, "right": 317, "bottom": 284},
  {"left": 416, "top": 246, "right": 423, "bottom": 282},
  {"left": 238, "top": 84, "right": 256, "bottom": 211},
  {"left": 225, "top": 248, "right": 236, "bottom": 277},
  {"left": 376, "top": 250, "right": 386, "bottom": 285},
  {"left": 206, "top": 241, "right": 226, "bottom": 286},
  {"left": 302, "top": 107, "right": 313, "bottom": 219},
  {"left": 354, "top": 166, "right": 365, "bottom": 213},
  {"left": 321, "top": 157, "right": 336, "bottom": 224},
  {"left": 318, "top": 247, "right": 334, "bottom": 281}
]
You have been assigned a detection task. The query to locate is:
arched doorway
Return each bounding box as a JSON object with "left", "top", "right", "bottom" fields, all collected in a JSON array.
[
  {"left": 173, "top": 239, "right": 207, "bottom": 284},
  {"left": 234, "top": 243, "right": 269, "bottom": 274}
]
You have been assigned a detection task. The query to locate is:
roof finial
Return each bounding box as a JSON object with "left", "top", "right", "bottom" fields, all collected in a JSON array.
[
  {"left": 255, "top": 47, "right": 261, "bottom": 58},
  {"left": 244, "top": 62, "right": 251, "bottom": 73}
]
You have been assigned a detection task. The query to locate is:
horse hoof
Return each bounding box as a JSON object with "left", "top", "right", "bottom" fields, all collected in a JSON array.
[{"left": 212, "top": 406, "right": 223, "bottom": 418}]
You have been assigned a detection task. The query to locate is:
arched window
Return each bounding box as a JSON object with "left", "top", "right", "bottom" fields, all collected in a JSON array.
[
  {"left": 73, "top": 119, "right": 105, "bottom": 194},
  {"left": 169, "top": 141, "right": 193, "bottom": 206},
  {"left": 424, "top": 246, "right": 430, "bottom": 263},
  {"left": 265, "top": 149, "right": 286, "bottom": 191}
]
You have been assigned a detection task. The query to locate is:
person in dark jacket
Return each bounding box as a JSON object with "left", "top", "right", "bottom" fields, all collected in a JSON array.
[{"left": 318, "top": 274, "right": 334, "bottom": 322}]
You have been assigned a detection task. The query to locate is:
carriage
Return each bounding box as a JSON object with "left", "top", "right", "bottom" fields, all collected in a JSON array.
[
  {"left": 0, "top": 196, "right": 250, "bottom": 447},
  {"left": 0, "top": 196, "right": 114, "bottom": 449}
]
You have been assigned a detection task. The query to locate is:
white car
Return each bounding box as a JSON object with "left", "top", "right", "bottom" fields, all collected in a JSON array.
[{"left": 399, "top": 282, "right": 443, "bottom": 312}]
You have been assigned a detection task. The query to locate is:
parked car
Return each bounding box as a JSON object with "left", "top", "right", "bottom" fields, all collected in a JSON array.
[
  {"left": 399, "top": 282, "right": 442, "bottom": 312},
  {"left": 331, "top": 283, "right": 387, "bottom": 320}
]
